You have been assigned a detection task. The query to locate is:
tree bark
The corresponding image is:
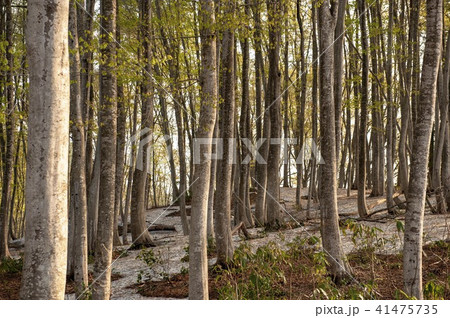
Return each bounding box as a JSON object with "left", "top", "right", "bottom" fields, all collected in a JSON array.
[
  {"left": 0, "top": 0, "right": 14, "bottom": 260},
  {"left": 215, "top": 0, "right": 236, "bottom": 265},
  {"left": 20, "top": 0, "right": 70, "bottom": 299},
  {"left": 266, "top": 0, "right": 283, "bottom": 228},
  {"left": 92, "top": 0, "right": 117, "bottom": 300},
  {"left": 68, "top": 0, "right": 89, "bottom": 297},
  {"left": 357, "top": 0, "right": 369, "bottom": 217},
  {"left": 318, "top": 0, "right": 350, "bottom": 282},
  {"left": 130, "top": 0, "right": 155, "bottom": 248},
  {"left": 403, "top": 0, "right": 442, "bottom": 299},
  {"left": 189, "top": 0, "right": 217, "bottom": 300}
]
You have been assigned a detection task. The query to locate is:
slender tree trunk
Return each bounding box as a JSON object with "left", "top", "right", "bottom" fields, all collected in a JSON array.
[
  {"left": 0, "top": 0, "right": 14, "bottom": 260},
  {"left": 81, "top": 0, "right": 95, "bottom": 183},
  {"left": 68, "top": 0, "right": 89, "bottom": 297},
  {"left": 189, "top": 0, "right": 217, "bottom": 299},
  {"left": 130, "top": 0, "right": 155, "bottom": 247},
  {"left": 318, "top": 0, "right": 350, "bottom": 282},
  {"left": 308, "top": 3, "right": 319, "bottom": 213},
  {"left": 92, "top": 0, "right": 117, "bottom": 300},
  {"left": 20, "top": 0, "right": 70, "bottom": 299},
  {"left": 266, "top": 0, "right": 282, "bottom": 228},
  {"left": 385, "top": 0, "right": 395, "bottom": 213},
  {"left": 215, "top": 0, "right": 236, "bottom": 265},
  {"left": 87, "top": 138, "right": 100, "bottom": 253},
  {"left": 334, "top": 0, "right": 346, "bottom": 176},
  {"left": 122, "top": 94, "right": 139, "bottom": 245},
  {"left": 283, "top": 18, "right": 290, "bottom": 189},
  {"left": 112, "top": 2, "right": 126, "bottom": 246},
  {"left": 254, "top": 0, "right": 269, "bottom": 226},
  {"left": 295, "top": 1, "right": 306, "bottom": 209},
  {"left": 433, "top": 32, "right": 450, "bottom": 213},
  {"left": 403, "top": 0, "right": 442, "bottom": 299},
  {"left": 357, "top": 0, "right": 369, "bottom": 217},
  {"left": 441, "top": 33, "right": 450, "bottom": 210}
]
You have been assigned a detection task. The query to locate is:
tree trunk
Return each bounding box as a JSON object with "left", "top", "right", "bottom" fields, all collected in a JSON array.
[
  {"left": 333, "top": 0, "right": 346, "bottom": 177},
  {"left": 266, "top": 0, "right": 282, "bottom": 228},
  {"left": 253, "top": 0, "right": 269, "bottom": 226},
  {"left": 295, "top": 0, "right": 306, "bottom": 209},
  {"left": 357, "top": 0, "right": 369, "bottom": 217},
  {"left": 130, "top": 0, "right": 155, "bottom": 248},
  {"left": 215, "top": 0, "right": 236, "bottom": 266},
  {"left": 403, "top": 0, "right": 442, "bottom": 299},
  {"left": 68, "top": 0, "right": 89, "bottom": 297},
  {"left": 189, "top": 0, "right": 217, "bottom": 300},
  {"left": 92, "top": 0, "right": 117, "bottom": 300},
  {"left": 385, "top": 0, "right": 395, "bottom": 213},
  {"left": 113, "top": 3, "right": 126, "bottom": 246},
  {"left": 441, "top": 33, "right": 450, "bottom": 210},
  {"left": 0, "top": 0, "right": 14, "bottom": 260},
  {"left": 318, "top": 0, "right": 350, "bottom": 283},
  {"left": 20, "top": 0, "right": 70, "bottom": 299}
]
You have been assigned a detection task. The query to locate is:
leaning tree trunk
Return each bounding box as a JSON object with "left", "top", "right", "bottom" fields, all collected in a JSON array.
[
  {"left": 189, "top": 0, "right": 217, "bottom": 300},
  {"left": 403, "top": 0, "right": 442, "bottom": 300},
  {"left": 20, "top": 0, "right": 70, "bottom": 299},
  {"left": 92, "top": 0, "right": 117, "bottom": 300},
  {"left": 130, "top": 0, "right": 155, "bottom": 247},
  {"left": 68, "top": 0, "right": 89, "bottom": 297},
  {"left": 318, "top": 0, "right": 350, "bottom": 283}
]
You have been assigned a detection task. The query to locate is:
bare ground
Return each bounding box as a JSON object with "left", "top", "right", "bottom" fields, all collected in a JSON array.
[{"left": 75, "top": 188, "right": 449, "bottom": 300}]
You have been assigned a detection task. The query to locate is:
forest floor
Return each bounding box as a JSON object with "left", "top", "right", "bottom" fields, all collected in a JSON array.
[{"left": 1, "top": 188, "right": 449, "bottom": 300}]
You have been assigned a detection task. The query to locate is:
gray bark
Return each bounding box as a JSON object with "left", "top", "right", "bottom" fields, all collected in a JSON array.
[
  {"left": 21, "top": 0, "right": 70, "bottom": 299},
  {"left": 189, "top": 0, "right": 217, "bottom": 300},
  {"left": 130, "top": 0, "right": 155, "bottom": 247},
  {"left": 68, "top": 0, "right": 89, "bottom": 297},
  {"left": 357, "top": 0, "right": 369, "bottom": 217},
  {"left": 318, "top": 0, "right": 350, "bottom": 282},
  {"left": 403, "top": 0, "right": 442, "bottom": 299},
  {"left": 215, "top": 0, "right": 236, "bottom": 265},
  {"left": 0, "top": 0, "right": 14, "bottom": 260},
  {"left": 266, "top": 0, "right": 282, "bottom": 228},
  {"left": 92, "top": 0, "right": 117, "bottom": 300}
]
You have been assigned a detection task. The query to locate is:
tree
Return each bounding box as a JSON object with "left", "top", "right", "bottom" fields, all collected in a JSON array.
[
  {"left": 254, "top": 0, "right": 270, "bottom": 226},
  {"left": 357, "top": 0, "right": 369, "bottom": 217},
  {"left": 92, "top": 0, "right": 117, "bottom": 300},
  {"left": 68, "top": 0, "right": 89, "bottom": 297},
  {"left": 130, "top": 0, "right": 155, "bottom": 247},
  {"left": 266, "top": 0, "right": 282, "bottom": 228},
  {"left": 318, "top": 0, "right": 350, "bottom": 282},
  {"left": 403, "top": 0, "right": 442, "bottom": 299},
  {"left": 20, "top": 0, "right": 70, "bottom": 299},
  {"left": 385, "top": 0, "right": 395, "bottom": 213},
  {"left": 215, "top": 0, "right": 236, "bottom": 266},
  {"left": 0, "top": 0, "right": 14, "bottom": 260},
  {"left": 189, "top": 0, "right": 217, "bottom": 300},
  {"left": 333, "top": 0, "right": 347, "bottom": 177}
]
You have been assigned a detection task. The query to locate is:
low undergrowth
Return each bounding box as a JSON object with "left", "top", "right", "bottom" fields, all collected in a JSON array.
[{"left": 135, "top": 224, "right": 450, "bottom": 300}]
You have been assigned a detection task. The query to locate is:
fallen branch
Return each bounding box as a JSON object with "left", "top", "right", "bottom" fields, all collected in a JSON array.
[
  {"left": 231, "top": 222, "right": 252, "bottom": 239},
  {"left": 148, "top": 224, "right": 177, "bottom": 232}
]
